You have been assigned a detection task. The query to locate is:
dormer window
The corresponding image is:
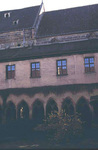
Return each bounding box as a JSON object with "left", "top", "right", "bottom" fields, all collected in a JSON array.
[
  {"left": 13, "top": 19, "right": 19, "bottom": 25},
  {"left": 4, "top": 12, "right": 11, "bottom": 18}
]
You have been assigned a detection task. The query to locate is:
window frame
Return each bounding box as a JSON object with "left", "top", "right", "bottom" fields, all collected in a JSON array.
[
  {"left": 56, "top": 59, "right": 67, "bottom": 76},
  {"left": 84, "top": 57, "right": 95, "bottom": 73},
  {"left": 31, "top": 62, "right": 40, "bottom": 78},
  {"left": 6, "top": 64, "right": 15, "bottom": 79}
]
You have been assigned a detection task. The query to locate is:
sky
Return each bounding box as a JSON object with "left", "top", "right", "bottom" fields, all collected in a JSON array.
[{"left": 0, "top": 0, "right": 98, "bottom": 12}]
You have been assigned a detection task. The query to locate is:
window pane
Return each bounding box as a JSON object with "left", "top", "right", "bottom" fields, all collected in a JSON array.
[
  {"left": 36, "top": 69, "right": 40, "bottom": 77},
  {"left": 90, "top": 66, "right": 94, "bottom": 72},
  {"left": 62, "top": 67, "right": 67, "bottom": 74},
  {"left": 85, "top": 58, "right": 89, "bottom": 64},
  {"left": 8, "top": 71, "right": 11, "bottom": 79},
  {"left": 57, "top": 61, "right": 61, "bottom": 66},
  {"left": 62, "top": 60, "right": 66, "bottom": 66},
  {"left": 12, "top": 71, "right": 15, "bottom": 78},
  {"left": 12, "top": 65, "right": 15, "bottom": 71},
  {"left": 85, "top": 64, "right": 89, "bottom": 68},
  {"left": 90, "top": 64, "right": 95, "bottom": 72},
  {"left": 90, "top": 58, "right": 94, "bottom": 63},
  {"left": 32, "top": 69, "right": 36, "bottom": 77},
  {"left": 32, "top": 63, "right": 35, "bottom": 69},
  {"left": 8, "top": 66, "right": 11, "bottom": 71},
  {"left": 58, "top": 67, "right": 61, "bottom": 75},
  {"left": 36, "top": 63, "right": 40, "bottom": 68},
  {"left": 62, "top": 66, "right": 66, "bottom": 69},
  {"left": 90, "top": 64, "right": 94, "bottom": 67}
]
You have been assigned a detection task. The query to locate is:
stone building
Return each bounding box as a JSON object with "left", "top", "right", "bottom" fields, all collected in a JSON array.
[{"left": 0, "top": 2, "right": 98, "bottom": 125}]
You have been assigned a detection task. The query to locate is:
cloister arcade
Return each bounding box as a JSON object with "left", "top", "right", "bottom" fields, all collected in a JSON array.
[{"left": 0, "top": 93, "right": 97, "bottom": 125}]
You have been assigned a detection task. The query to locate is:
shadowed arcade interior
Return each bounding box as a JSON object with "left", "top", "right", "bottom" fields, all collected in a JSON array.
[
  {"left": 46, "top": 98, "right": 58, "bottom": 118},
  {"left": 76, "top": 97, "right": 92, "bottom": 126},
  {"left": 17, "top": 100, "right": 29, "bottom": 120},
  {"left": 32, "top": 99, "right": 44, "bottom": 124},
  {"left": 6, "top": 101, "right": 16, "bottom": 122},
  {"left": 62, "top": 97, "right": 75, "bottom": 115}
]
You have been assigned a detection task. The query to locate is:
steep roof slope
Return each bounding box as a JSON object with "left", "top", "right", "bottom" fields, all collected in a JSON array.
[
  {"left": 36, "top": 4, "right": 98, "bottom": 37},
  {"left": 0, "top": 5, "right": 40, "bottom": 33}
]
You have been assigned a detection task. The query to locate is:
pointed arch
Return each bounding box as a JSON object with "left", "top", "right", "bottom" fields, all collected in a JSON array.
[
  {"left": 76, "top": 96, "right": 92, "bottom": 126},
  {"left": 6, "top": 101, "right": 16, "bottom": 122},
  {"left": 61, "top": 97, "right": 75, "bottom": 115},
  {"left": 32, "top": 99, "right": 44, "bottom": 124},
  {"left": 46, "top": 98, "right": 58, "bottom": 118},
  {"left": 17, "top": 100, "right": 29, "bottom": 120}
]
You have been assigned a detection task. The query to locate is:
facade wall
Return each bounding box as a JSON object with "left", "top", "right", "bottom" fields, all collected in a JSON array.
[
  {"left": 0, "top": 52, "right": 98, "bottom": 90},
  {"left": 0, "top": 5, "right": 98, "bottom": 125}
]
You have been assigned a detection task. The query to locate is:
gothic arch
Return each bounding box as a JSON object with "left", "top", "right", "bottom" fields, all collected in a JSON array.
[
  {"left": 17, "top": 100, "right": 29, "bottom": 120},
  {"left": 32, "top": 99, "right": 44, "bottom": 124},
  {"left": 76, "top": 96, "right": 92, "bottom": 127},
  {"left": 46, "top": 98, "right": 58, "bottom": 118},
  {"left": 6, "top": 101, "right": 16, "bottom": 122},
  {"left": 61, "top": 97, "right": 75, "bottom": 115}
]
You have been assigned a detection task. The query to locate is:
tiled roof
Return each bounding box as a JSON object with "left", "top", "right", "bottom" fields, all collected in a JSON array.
[
  {"left": 0, "top": 39, "right": 98, "bottom": 62},
  {"left": 36, "top": 4, "right": 98, "bottom": 37},
  {"left": 0, "top": 5, "right": 40, "bottom": 33}
]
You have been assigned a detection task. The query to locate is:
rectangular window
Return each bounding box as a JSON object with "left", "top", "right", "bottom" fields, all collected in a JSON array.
[
  {"left": 6, "top": 65, "right": 15, "bottom": 79},
  {"left": 57, "top": 59, "right": 67, "bottom": 76},
  {"left": 31, "top": 62, "right": 40, "bottom": 78},
  {"left": 84, "top": 57, "right": 95, "bottom": 73}
]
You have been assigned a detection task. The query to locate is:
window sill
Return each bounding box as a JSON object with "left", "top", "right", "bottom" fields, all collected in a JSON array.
[
  {"left": 30, "top": 76, "right": 41, "bottom": 79},
  {"left": 6, "top": 77, "right": 16, "bottom": 80},
  {"left": 57, "top": 74, "right": 68, "bottom": 77},
  {"left": 85, "top": 71, "right": 96, "bottom": 74}
]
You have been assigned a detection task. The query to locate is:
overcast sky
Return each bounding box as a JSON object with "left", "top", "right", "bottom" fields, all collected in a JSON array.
[{"left": 0, "top": 0, "right": 98, "bottom": 12}]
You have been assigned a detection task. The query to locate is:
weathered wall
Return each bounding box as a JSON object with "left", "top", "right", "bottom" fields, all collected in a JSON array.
[
  {"left": 0, "top": 29, "right": 34, "bottom": 49},
  {"left": 35, "top": 31, "right": 98, "bottom": 45},
  {"left": 0, "top": 52, "right": 98, "bottom": 90},
  {"left": 1, "top": 28, "right": 98, "bottom": 50}
]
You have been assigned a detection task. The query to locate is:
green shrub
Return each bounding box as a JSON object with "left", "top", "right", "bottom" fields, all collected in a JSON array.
[{"left": 35, "top": 110, "right": 83, "bottom": 144}]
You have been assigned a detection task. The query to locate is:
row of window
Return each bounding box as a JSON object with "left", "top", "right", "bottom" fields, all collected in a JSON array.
[{"left": 6, "top": 57, "right": 95, "bottom": 79}]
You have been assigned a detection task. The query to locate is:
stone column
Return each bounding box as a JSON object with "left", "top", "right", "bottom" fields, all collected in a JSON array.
[
  {"left": 44, "top": 102, "right": 46, "bottom": 119},
  {"left": 2, "top": 93, "right": 8, "bottom": 124},
  {"left": 29, "top": 106, "right": 32, "bottom": 120},
  {"left": 15, "top": 105, "right": 18, "bottom": 119}
]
